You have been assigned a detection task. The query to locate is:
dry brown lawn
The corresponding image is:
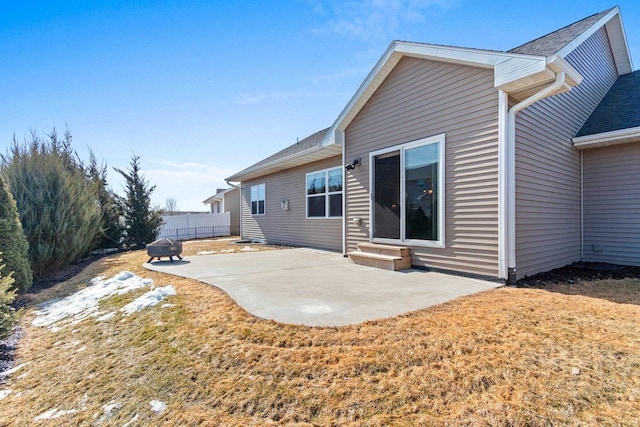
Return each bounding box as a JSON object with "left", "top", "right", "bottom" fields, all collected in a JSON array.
[{"left": 1, "top": 239, "right": 639, "bottom": 426}]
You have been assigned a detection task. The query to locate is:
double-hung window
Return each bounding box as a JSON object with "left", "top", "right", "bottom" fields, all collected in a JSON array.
[
  {"left": 250, "top": 183, "right": 265, "bottom": 215},
  {"left": 306, "top": 167, "right": 342, "bottom": 218}
]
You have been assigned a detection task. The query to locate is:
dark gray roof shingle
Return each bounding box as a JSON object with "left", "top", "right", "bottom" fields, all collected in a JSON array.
[
  {"left": 230, "top": 127, "right": 330, "bottom": 177},
  {"left": 509, "top": 7, "right": 613, "bottom": 56},
  {"left": 576, "top": 70, "right": 640, "bottom": 137}
]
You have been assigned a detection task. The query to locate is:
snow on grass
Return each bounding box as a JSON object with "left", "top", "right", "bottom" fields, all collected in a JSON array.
[
  {"left": 95, "top": 402, "right": 122, "bottom": 424},
  {"left": 0, "top": 389, "right": 11, "bottom": 400},
  {"left": 0, "top": 362, "right": 30, "bottom": 378},
  {"left": 122, "top": 414, "right": 139, "bottom": 426},
  {"left": 34, "top": 408, "right": 77, "bottom": 420},
  {"left": 240, "top": 246, "right": 258, "bottom": 251},
  {"left": 121, "top": 286, "right": 176, "bottom": 315},
  {"left": 197, "top": 250, "right": 217, "bottom": 255},
  {"left": 32, "top": 271, "right": 152, "bottom": 330},
  {"left": 149, "top": 400, "right": 167, "bottom": 413}
]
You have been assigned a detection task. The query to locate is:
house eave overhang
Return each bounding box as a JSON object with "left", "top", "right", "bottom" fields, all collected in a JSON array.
[
  {"left": 318, "top": 41, "right": 583, "bottom": 147},
  {"left": 202, "top": 196, "right": 220, "bottom": 204},
  {"left": 573, "top": 126, "right": 640, "bottom": 149},
  {"left": 226, "top": 143, "right": 343, "bottom": 182}
]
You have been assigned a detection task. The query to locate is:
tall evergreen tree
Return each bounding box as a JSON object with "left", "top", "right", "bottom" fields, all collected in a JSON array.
[
  {"left": 1, "top": 129, "right": 102, "bottom": 279},
  {"left": 87, "top": 151, "right": 123, "bottom": 248},
  {"left": 114, "top": 155, "right": 162, "bottom": 248},
  {"left": 0, "top": 257, "right": 17, "bottom": 340},
  {"left": 0, "top": 176, "right": 32, "bottom": 292}
]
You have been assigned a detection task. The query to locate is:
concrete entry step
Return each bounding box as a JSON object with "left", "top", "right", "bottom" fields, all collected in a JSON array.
[{"left": 348, "top": 243, "right": 411, "bottom": 271}]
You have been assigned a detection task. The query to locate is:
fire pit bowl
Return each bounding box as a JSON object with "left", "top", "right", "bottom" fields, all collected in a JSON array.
[{"left": 146, "top": 238, "right": 183, "bottom": 263}]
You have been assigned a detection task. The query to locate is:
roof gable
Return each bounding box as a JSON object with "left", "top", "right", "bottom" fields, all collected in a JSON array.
[{"left": 509, "top": 8, "right": 614, "bottom": 56}]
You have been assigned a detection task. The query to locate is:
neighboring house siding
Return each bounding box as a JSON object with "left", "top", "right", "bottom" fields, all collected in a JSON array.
[
  {"left": 225, "top": 188, "right": 241, "bottom": 234},
  {"left": 240, "top": 156, "right": 342, "bottom": 251},
  {"left": 514, "top": 27, "right": 618, "bottom": 278},
  {"left": 345, "top": 57, "right": 500, "bottom": 277},
  {"left": 583, "top": 143, "right": 640, "bottom": 266}
]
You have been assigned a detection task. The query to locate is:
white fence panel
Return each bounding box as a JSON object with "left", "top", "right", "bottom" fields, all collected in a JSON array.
[{"left": 158, "top": 213, "right": 231, "bottom": 240}]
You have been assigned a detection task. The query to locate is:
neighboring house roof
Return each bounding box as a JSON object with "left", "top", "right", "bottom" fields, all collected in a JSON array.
[
  {"left": 226, "top": 127, "right": 341, "bottom": 182},
  {"left": 202, "top": 187, "right": 238, "bottom": 204},
  {"left": 509, "top": 8, "right": 614, "bottom": 56},
  {"left": 573, "top": 70, "right": 640, "bottom": 148}
]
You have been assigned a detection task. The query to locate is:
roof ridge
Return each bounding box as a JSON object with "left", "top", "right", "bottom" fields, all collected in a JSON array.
[{"left": 508, "top": 6, "right": 615, "bottom": 55}]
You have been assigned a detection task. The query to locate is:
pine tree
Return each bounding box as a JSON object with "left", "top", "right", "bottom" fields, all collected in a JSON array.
[
  {"left": 0, "top": 175, "right": 32, "bottom": 292},
  {"left": 0, "top": 258, "right": 17, "bottom": 340},
  {"left": 1, "top": 129, "right": 102, "bottom": 279},
  {"left": 87, "top": 151, "right": 123, "bottom": 248},
  {"left": 114, "top": 155, "right": 162, "bottom": 248}
]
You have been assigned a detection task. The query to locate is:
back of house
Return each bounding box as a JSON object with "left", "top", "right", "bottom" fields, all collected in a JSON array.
[{"left": 227, "top": 6, "right": 639, "bottom": 283}]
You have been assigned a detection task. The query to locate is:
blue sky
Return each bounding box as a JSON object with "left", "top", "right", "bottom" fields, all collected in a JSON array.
[{"left": 1, "top": 0, "right": 638, "bottom": 211}]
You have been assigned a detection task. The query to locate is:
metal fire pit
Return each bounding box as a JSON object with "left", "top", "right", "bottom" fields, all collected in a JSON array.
[{"left": 146, "top": 238, "right": 183, "bottom": 263}]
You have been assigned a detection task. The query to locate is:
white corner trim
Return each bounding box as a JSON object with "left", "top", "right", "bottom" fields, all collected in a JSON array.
[
  {"left": 572, "top": 126, "right": 640, "bottom": 148},
  {"left": 497, "top": 90, "right": 508, "bottom": 280}
]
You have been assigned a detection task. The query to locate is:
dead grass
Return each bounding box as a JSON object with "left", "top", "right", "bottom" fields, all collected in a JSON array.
[{"left": 1, "top": 247, "right": 639, "bottom": 426}]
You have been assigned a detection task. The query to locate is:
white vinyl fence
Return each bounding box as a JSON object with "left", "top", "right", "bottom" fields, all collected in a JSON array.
[{"left": 158, "top": 212, "right": 231, "bottom": 240}]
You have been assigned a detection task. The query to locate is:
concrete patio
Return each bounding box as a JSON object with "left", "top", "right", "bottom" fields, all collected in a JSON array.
[{"left": 144, "top": 247, "right": 501, "bottom": 327}]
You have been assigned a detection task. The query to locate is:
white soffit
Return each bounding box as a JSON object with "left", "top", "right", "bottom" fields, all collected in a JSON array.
[{"left": 573, "top": 127, "right": 640, "bottom": 149}]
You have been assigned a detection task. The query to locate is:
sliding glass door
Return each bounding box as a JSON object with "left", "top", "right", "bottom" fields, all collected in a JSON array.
[{"left": 370, "top": 135, "right": 444, "bottom": 247}]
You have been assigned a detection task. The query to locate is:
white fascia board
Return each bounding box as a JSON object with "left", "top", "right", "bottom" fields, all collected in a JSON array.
[
  {"left": 319, "top": 40, "right": 550, "bottom": 146},
  {"left": 546, "top": 55, "right": 583, "bottom": 86},
  {"left": 226, "top": 144, "right": 342, "bottom": 182},
  {"left": 558, "top": 6, "right": 632, "bottom": 75},
  {"left": 572, "top": 127, "right": 640, "bottom": 149}
]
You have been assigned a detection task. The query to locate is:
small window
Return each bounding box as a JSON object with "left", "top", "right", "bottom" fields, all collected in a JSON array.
[
  {"left": 306, "top": 167, "right": 342, "bottom": 218},
  {"left": 251, "top": 184, "right": 265, "bottom": 215}
]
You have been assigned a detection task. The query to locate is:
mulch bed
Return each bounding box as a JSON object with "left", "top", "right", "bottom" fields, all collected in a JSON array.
[{"left": 518, "top": 261, "right": 640, "bottom": 287}]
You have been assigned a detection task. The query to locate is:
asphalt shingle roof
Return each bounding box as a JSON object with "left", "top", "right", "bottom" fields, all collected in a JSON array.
[
  {"left": 509, "top": 8, "right": 613, "bottom": 56},
  {"left": 576, "top": 70, "right": 640, "bottom": 136},
  {"left": 230, "top": 127, "right": 330, "bottom": 178}
]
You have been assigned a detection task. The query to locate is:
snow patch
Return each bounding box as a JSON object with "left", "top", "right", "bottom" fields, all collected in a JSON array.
[
  {"left": 121, "top": 286, "right": 176, "bottom": 315},
  {"left": 149, "top": 400, "right": 167, "bottom": 413},
  {"left": 0, "top": 362, "right": 30, "bottom": 377},
  {"left": 0, "top": 389, "right": 10, "bottom": 400},
  {"left": 220, "top": 249, "right": 235, "bottom": 253},
  {"left": 95, "top": 402, "right": 122, "bottom": 424},
  {"left": 34, "top": 408, "right": 77, "bottom": 420},
  {"left": 197, "top": 250, "right": 217, "bottom": 255},
  {"left": 32, "top": 271, "right": 152, "bottom": 330},
  {"left": 96, "top": 312, "right": 116, "bottom": 322},
  {"left": 161, "top": 303, "right": 175, "bottom": 308},
  {"left": 240, "top": 246, "right": 258, "bottom": 252},
  {"left": 122, "top": 414, "right": 139, "bottom": 427}
]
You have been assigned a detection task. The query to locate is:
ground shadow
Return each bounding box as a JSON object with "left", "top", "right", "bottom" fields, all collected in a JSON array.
[
  {"left": 145, "top": 260, "right": 191, "bottom": 266},
  {"left": 517, "top": 262, "right": 640, "bottom": 306}
]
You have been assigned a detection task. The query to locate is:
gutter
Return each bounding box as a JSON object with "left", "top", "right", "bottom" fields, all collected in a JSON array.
[{"left": 504, "top": 71, "right": 567, "bottom": 284}]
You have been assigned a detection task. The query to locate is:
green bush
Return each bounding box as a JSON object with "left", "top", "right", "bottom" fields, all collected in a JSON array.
[
  {"left": 2, "top": 130, "right": 101, "bottom": 280},
  {"left": 0, "top": 175, "right": 32, "bottom": 292},
  {"left": 0, "top": 259, "right": 17, "bottom": 341}
]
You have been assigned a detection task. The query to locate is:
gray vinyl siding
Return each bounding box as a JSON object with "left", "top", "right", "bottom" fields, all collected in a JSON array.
[
  {"left": 240, "top": 156, "right": 342, "bottom": 251},
  {"left": 514, "top": 27, "right": 618, "bottom": 279},
  {"left": 345, "top": 57, "right": 500, "bottom": 277},
  {"left": 583, "top": 143, "right": 640, "bottom": 266},
  {"left": 225, "top": 188, "right": 241, "bottom": 234}
]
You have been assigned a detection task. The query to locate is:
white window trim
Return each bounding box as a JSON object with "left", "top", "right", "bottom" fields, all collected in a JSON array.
[
  {"left": 369, "top": 134, "right": 445, "bottom": 248},
  {"left": 305, "top": 167, "right": 343, "bottom": 219},
  {"left": 250, "top": 183, "right": 266, "bottom": 216}
]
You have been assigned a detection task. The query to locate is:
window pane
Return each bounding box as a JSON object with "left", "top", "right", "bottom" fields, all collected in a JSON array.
[
  {"left": 257, "top": 184, "right": 265, "bottom": 200},
  {"left": 251, "top": 201, "right": 258, "bottom": 215},
  {"left": 258, "top": 200, "right": 265, "bottom": 215},
  {"left": 329, "top": 194, "right": 342, "bottom": 217},
  {"left": 307, "top": 172, "right": 325, "bottom": 195},
  {"left": 405, "top": 143, "right": 439, "bottom": 240},
  {"left": 328, "top": 168, "right": 342, "bottom": 192},
  {"left": 307, "top": 195, "right": 326, "bottom": 217}
]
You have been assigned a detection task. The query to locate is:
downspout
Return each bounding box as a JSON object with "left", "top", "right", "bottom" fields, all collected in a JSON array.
[{"left": 505, "top": 71, "right": 567, "bottom": 285}]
